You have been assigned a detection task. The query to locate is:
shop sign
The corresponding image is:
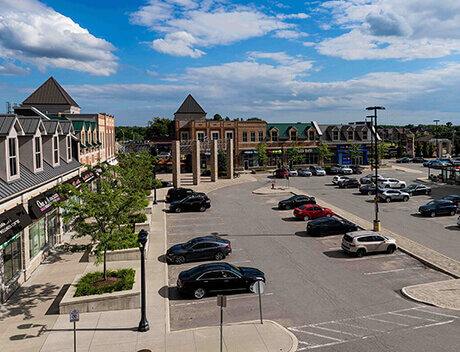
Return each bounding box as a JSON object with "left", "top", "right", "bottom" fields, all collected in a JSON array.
[
  {"left": 29, "top": 188, "right": 61, "bottom": 219},
  {"left": 337, "top": 145, "right": 367, "bottom": 151},
  {"left": 81, "top": 170, "right": 96, "bottom": 183},
  {"left": 244, "top": 151, "right": 259, "bottom": 154},
  {"left": 66, "top": 175, "right": 83, "bottom": 188},
  {"left": 300, "top": 148, "right": 319, "bottom": 153},
  {"left": 268, "top": 150, "right": 282, "bottom": 154},
  {"left": 0, "top": 205, "right": 31, "bottom": 246}
]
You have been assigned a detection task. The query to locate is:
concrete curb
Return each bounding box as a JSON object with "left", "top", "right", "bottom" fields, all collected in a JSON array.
[{"left": 400, "top": 287, "right": 437, "bottom": 308}]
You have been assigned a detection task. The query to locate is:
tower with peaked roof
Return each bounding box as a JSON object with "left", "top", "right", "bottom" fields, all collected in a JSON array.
[{"left": 21, "top": 76, "right": 81, "bottom": 115}]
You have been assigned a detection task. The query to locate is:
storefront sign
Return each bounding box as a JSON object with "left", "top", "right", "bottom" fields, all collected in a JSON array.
[
  {"left": 244, "top": 151, "right": 259, "bottom": 154},
  {"left": 268, "top": 150, "right": 282, "bottom": 154},
  {"left": 300, "top": 148, "right": 319, "bottom": 153},
  {"left": 81, "top": 170, "right": 96, "bottom": 183},
  {"left": 29, "top": 188, "right": 61, "bottom": 219},
  {"left": 66, "top": 175, "right": 83, "bottom": 188},
  {"left": 0, "top": 205, "right": 31, "bottom": 246},
  {"left": 337, "top": 145, "right": 367, "bottom": 151}
]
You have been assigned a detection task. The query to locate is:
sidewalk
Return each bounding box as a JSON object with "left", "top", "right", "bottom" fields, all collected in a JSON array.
[{"left": 0, "top": 176, "right": 297, "bottom": 352}]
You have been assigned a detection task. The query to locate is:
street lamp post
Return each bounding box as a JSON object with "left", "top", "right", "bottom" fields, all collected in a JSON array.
[
  {"left": 366, "top": 106, "right": 385, "bottom": 232},
  {"left": 434, "top": 119, "right": 440, "bottom": 158},
  {"left": 153, "top": 160, "right": 158, "bottom": 205},
  {"left": 137, "top": 229, "right": 150, "bottom": 332}
]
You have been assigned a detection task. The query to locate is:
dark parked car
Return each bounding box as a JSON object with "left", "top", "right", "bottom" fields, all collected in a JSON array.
[
  {"left": 419, "top": 200, "right": 457, "bottom": 217},
  {"left": 338, "top": 178, "right": 360, "bottom": 188},
  {"left": 401, "top": 184, "right": 432, "bottom": 195},
  {"left": 166, "top": 236, "right": 231, "bottom": 264},
  {"left": 278, "top": 195, "right": 316, "bottom": 210},
  {"left": 166, "top": 188, "right": 199, "bottom": 203},
  {"left": 412, "top": 157, "right": 426, "bottom": 163},
  {"left": 349, "top": 165, "right": 364, "bottom": 174},
  {"left": 274, "top": 169, "right": 290, "bottom": 178},
  {"left": 442, "top": 195, "right": 460, "bottom": 207},
  {"left": 177, "top": 262, "right": 265, "bottom": 299},
  {"left": 396, "top": 157, "right": 411, "bottom": 163},
  {"left": 169, "top": 195, "right": 211, "bottom": 213},
  {"left": 326, "top": 166, "right": 341, "bottom": 175},
  {"left": 306, "top": 217, "right": 358, "bottom": 236}
]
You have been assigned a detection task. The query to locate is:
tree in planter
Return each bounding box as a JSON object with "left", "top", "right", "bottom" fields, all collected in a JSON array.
[
  {"left": 287, "top": 142, "right": 303, "bottom": 167},
  {"left": 377, "top": 142, "right": 389, "bottom": 164},
  {"left": 117, "top": 151, "right": 162, "bottom": 192},
  {"left": 218, "top": 148, "right": 227, "bottom": 176},
  {"left": 318, "top": 142, "right": 333, "bottom": 166},
  {"left": 56, "top": 163, "right": 149, "bottom": 281},
  {"left": 255, "top": 143, "right": 268, "bottom": 167},
  {"left": 349, "top": 143, "right": 362, "bottom": 165},
  {"left": 397, "top": 140, "right": 404, "bottom": 158}
]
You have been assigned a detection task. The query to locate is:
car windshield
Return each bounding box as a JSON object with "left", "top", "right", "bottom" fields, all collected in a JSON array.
[
  {"left": 182, "top": 240, "right": 195, "bottom": 249},
  {"left": 226, "top": 263, "right": 243, "bottom": 275},
  {"left": 298, "top": 205, "right": 306, "bottom": 210},
  {"left": 287, "top": 196, "right": 298, "bottom": 201},
  {"left": 316, "top": 167, "right": 324, "bottom": 170},
  {"left": 426, "top": 201, "right": 438, "bottom": 206},
  {"left": 406, "top": 184, "right": 418, "bottom": 189},
  {"left": 186, "top": 265, "right": 205, "bottom": 277}
]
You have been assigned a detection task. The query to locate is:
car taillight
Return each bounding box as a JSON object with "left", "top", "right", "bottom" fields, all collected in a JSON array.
[
  {"left": 178, "top": 279, "right": 184, "bottom": 288},
  {"left": 349, "top": 244, "right": 355, "bottom": 247},
  {"left": 226, "top": 244, "right": 231, "bottom": 249},
  {"left": 206, "top": 200, "right": 210, "bottom": 203}
]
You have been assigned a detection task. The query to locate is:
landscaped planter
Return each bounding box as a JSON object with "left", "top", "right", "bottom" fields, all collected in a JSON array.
[
  {"left": 59, "top": 269, "right": 140, "bottom": 314},
  {"left": 88, "top": 239, "right": 149, "bottom": 262}
]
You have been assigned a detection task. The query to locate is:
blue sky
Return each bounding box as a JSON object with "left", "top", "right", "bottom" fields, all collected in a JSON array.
[{"left": 1, "top": 0, "right": 460, "bottom": 126}]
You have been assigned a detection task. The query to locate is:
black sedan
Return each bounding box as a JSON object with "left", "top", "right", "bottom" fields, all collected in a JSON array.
[
  {"left": 401, "top": 184, "right": 431, "bottom": 195},
  {"left": 169, "top": 195, "right": 211, "bottom": 213},
  {"left": 396, "top": 157, "right": 411, "bottom": 163},
  {"left": 278, "top": 195, "right": 316, "bottom": 210},
  {"left": 359, "top": 184, "right": 384, "bottom": 195},
  {"left": 419, "top": 200, "right": 457, "bottom": 217},
  {"left": 326, "top": 167, "right": 341, "bottom": 175},
  {"left": 166, "top": 236, "right": 231, "bottom": 264},
  {"left": 177, "top": 262, "right": 265, "bottom": 299},
  {"left": 442, "top": 195, "right": 460, "bottom": 207},
  {"left": 350, "top": 165, "right": 363, "bottom": 174},
  {"left": 306, "top": 217, "right": 358, "bottom": 236},
  {"left": 412, "top": 157, "right": 426, "bottom": 163},
  {"left": 338, "top": 178, "right": 360, "bottom": 188}
]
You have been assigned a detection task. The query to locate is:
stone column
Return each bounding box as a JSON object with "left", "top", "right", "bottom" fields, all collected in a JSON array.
[
  {"left": 210, "top": 140, "right": 218, "bottom": 182},
  {"left": 172, "top": 140, "right": 181, "bottom": 188},
  {"left": 227, "top": 139, "right": 234, "bottom": 179},
  {"left": 438, "top": 141, "right": 443, "bottom": 158},
  {"left": 192, "top": 140, "right": 200, "bottom": 185},
  {"left": 447, "top": 141, "right": 452, "bottom": 155}
]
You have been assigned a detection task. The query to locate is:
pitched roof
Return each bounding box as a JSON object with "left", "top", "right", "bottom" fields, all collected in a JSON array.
[
  {"left": 17, "top": 117, "right": 43, "bottom": 135},
  {"left": 175, "top": 94, "right": 206, "bottom": 114},
  {"left": 42, "top": 120, "right": 61, "bottom": 135},
  {"left": 0, "top": 115, "right": 17, "bottom": 136},
  {"left": 266, "top": 123, "right": 313, "bottom": 139},
  {"left": 72, "top": 121, "right": 85, "bottom": 131},
  {"left": 59, "top": 121, "right": 73, "bottom": 134},
  {"left": 22, "top": 77, "right": 80, "bottom": 107}
]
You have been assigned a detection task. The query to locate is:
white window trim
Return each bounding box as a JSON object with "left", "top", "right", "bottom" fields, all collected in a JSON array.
[
  {"left": 53, "top": 135, "right": 60, "bottom": 165},
  {"left": 181, "top": 131, "right": 189, "bottom": 140},
  {"left": 332, "top": 130, "right": 339, "bottom": 141},
  {"left": 211, "top": 131, "right": 220, "bottom": 140},
  {"left": 34, "top": 136, "right": 43, "bottom": 171},
  {"left": 225, "top": 131, "right": 234, "bottom": 140},
  {"left": 196, "top": 131, "right": 205, "bottom": 141},
  {"left": 67, "top": 135, "right": 72, "bottom": 161},
  {"left": 271, "top": 130, "right": 278, "bottom": 141},
  {"left": 7, "top": 137, "right": 20, "bottom": 180}
]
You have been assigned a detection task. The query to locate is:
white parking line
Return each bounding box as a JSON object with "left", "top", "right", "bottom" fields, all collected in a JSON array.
[
  {"left": 388, "top": 312, "right": 438, "bottom": 322},
  {"left": 171, "top": 292, "right": 274, "bottom": 307},
  {"left": 364, "top": 268, "right": 405, "bottom": 275},
  {"left": 415, "top": 309, "right": 460, "bottom": 319},
  {"left": 363, "top": 316, "right": 409, "bottom": 326},
  {"left": 288, "top": 328, "right": 344, "bottom": 342},
  {"left": 335, "top": 321, "right": 385, "bottom": 333},
  {"left": 312, "top": 325, "right": 362, "bottom": 337}
]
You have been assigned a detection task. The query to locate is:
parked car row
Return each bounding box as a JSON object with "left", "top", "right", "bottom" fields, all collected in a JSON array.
[{"left": 166, "top": 187, "right": 212, "bottom": 213}]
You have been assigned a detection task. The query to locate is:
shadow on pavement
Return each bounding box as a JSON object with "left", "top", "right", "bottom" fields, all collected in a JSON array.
[
  {"left": 294, "top": 231, "right": 310, "bottom": 237},
  {"left": 445, "top": 225, "right": 460, "bottom": 231},
  {"left": 281, "top": 217, "right": 302, "bottom": 222},
  {"left": 45, "top": 284, "right": 70, "bottom": 315},
  {"left": 271, "top": 207, "right": 286, "bottom": 211},
  {"left": 158, "top": 254, "right": 167, "bottom": 263},
  {"left": 323, "top": 250, "right": 350, "bottom": 259},
  {"left": 410, "top": 213, "right": 424, "bottom": 218}
]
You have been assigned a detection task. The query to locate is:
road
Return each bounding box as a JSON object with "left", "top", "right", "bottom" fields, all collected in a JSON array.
[{"left": 164, "top": 176, "right": 460, "bottom": 351}]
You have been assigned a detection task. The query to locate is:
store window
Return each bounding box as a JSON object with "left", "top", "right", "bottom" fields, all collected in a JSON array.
[
  {"left": 250, "top": 132, "right": 255, "bottom": 142},
  {"left": 259, "top": 132, "right": 264, "bottom": 142},
  {"left": 47, "top": 209, "right": 59, "bottom": 247},
  {"left": 242, "top": 132, "right": 248, "bottom": 142},
  {"left": 29, "top": 218, "right": 46, "bottom": 259},
  {"left": 2, "top": 235, "right": 22, "bottom": 283},
  {"left": 8, "top": 138, "right": 18, "bottom": 177}
]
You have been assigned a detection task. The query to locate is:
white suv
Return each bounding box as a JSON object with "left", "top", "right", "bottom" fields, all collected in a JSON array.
[
  {"left": 378, "top": 178, "right": 406, "bottom": 189},
  {"left": 341, "top": 231, "right": 397, "bottom": 257}
]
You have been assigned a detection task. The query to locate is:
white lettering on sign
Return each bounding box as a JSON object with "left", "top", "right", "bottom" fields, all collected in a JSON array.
[
  {"left": 0, "top": 218, "right": 20, "bottom": 235},
  {"left": 36, "top": 193, "right": 61, "bottom": 212}
]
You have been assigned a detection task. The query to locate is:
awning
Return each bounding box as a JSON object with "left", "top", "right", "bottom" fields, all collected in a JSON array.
[
  {"left": 81, "top": 170, "right": 96, "bottom": 183},
  {"left": 0, "top": 205, "right": 32, "bottom": 246},
  {"left": 65, "top": 175, "right": 83, "bottom": 188},
  {"left": 28, "top": 188, "right": 61, "bottom": 219}
]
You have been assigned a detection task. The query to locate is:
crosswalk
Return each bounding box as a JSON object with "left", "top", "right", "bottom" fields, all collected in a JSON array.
[{"left": 289, "top": 307, "right": 460, "bottom": 350}]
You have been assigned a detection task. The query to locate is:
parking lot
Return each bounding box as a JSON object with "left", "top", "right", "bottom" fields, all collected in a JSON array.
[{"left": 164, "top": 177, "right": 459, "bottom": 351}]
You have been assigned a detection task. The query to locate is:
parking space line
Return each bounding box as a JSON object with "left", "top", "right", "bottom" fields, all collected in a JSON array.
[
  {"left": 412, "top": 320, "right": 455, "bottom": 330},
  {"left": 228, "top": 260, "right": 251, "bottom": 264},
  {"left": 312, "top": 325, "right": 362, "bottom": 337},
  {"left": 363, "top": 316, "right": 409, "bottom": 326},
  {"left": 288, "top": 328, "right": 344, "bottom": 342},
  {"left": 388, "top": 312, "right": 438, "bottom": 322},
  {"left": 232, "top": 248, "right": 244, "bottom": 251},
  {"left": 335, "top": 322, "right": 385, "bottom": 333},
  {"left": 415, "top": 309, "right": 460, "bottom": 319},
  {"left": 171, "top": 292, "right": 273, "bottom": 307},
  {"left": 364, "top": 268, "right": 405, "bottom": 275}
]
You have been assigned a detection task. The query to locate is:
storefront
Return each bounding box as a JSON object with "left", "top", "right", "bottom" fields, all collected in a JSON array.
[
  {"left": 242, "top": 151, "right": 259, "bottom": 169},
  {"left": 0, "top": 205, "right": 31, "bottom": 291},
  {"left": 268, "top": 150, "right": 283, "bottom": 167},
  {"left": 336, "top": 145, "right": 368, "bottom": 165},
  {"left": 298, "top": 148, "right": 319, "bottom": 165}
]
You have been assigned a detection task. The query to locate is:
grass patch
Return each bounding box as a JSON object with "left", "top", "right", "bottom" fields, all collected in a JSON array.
[{"left": 74, "top": 268, "right": 135, "bottom": 297}]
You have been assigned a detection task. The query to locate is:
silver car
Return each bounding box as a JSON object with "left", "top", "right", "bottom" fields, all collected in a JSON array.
[
  {"left": 360, "top": 173, "right": 385, "bottom": 184},
  {"left": 378, "top": 189, "right": 410, "bottom": 203},
  {"left": 341, "top": 231, "right": 397, "bottom": 257}
]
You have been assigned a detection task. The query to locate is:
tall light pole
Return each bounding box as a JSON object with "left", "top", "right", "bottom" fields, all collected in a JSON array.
[
  {"left": 434, "top": 119, "right": 440, "bottom": 158},
  {"left": 137, "top": 229, "right": 149, "bottom": 332},
  {"left": 366, "top": 106, "right": 385, "bottom": 232}
]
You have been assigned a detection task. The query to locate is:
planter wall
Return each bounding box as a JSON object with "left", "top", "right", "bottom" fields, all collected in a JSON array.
[
  {"left": 88, "top": 240, "right": 149, "bottom": 262},
  {"left": 59, "top": 269, "right": 140, "bottom": 314}
]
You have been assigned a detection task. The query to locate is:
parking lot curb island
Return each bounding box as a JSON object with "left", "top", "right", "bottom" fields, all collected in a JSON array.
[{"left": 401, "top": 279, "right": 460, "bottom": 311}]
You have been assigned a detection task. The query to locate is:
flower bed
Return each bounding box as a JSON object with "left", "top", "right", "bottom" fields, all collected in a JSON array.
[{"left": 74, "top": 268, "right": 135, "bottom": 297}]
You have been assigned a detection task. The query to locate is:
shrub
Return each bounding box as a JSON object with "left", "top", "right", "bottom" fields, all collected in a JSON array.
[
  {"left": 74, "top": 268, "right": 135, "bottom": 297},
  {"left": 103, "top": 233, "right": 139, "bottom": 251}
]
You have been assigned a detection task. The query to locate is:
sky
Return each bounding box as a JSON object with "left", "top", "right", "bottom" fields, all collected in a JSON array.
[{"left": 1, "top": 0, "right": 460, "bottom": 126}]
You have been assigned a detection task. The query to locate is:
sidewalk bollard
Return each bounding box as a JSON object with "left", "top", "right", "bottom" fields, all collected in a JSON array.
[{"left": 272, "top": 183, "right": 275, "bottom": 189}]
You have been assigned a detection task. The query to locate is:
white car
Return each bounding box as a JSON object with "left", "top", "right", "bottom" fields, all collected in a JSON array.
[
  {"left": 332, "top": 176, "right": 350, "bottom": 185},
  {"left": 339, "top": 166, "right": 353, "bottom": 174},
  {"left": 342, "top": 231, "right": 397, "bottom": 257},
  {"left": 360, "top": 173, "right": 385, "bottom": 184},
  {"left": 288, "top": 168, "right": 298, "bottom": 176},
  {"left": 378, "top": 178, "right": 406, "bottom": 189},
  {"left": 378, "top": 189, "right": 410, "bottom": 203}
]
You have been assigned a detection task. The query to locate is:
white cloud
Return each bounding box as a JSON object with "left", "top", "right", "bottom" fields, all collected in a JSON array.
[
  {"left": 130, "top": 1, "right": 304, "bottom": 57},
  {"left": 0, "top": 0, "right": 118, "bottom": 75},
  {"left": 318, "top": 0, "right": 460, "bottom": 60},
  {"left": 277, "top": 13, "right": 310, "bottom": 20},
  {"left": 247, "top": 51, "right": 301, "bottom": 65},
  {"left": 0, "top": 62, "right": 30, "bottom": 76}
]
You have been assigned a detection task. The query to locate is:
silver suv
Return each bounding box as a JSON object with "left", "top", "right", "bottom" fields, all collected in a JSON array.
[
  {"left": 341, "top": 231, "right": 397, "bottom": 257},
  {"left": 378, "top": 189, "right": 410, "bottom": 203}
]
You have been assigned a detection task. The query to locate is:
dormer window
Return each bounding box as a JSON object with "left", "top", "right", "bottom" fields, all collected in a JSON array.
[
  {"left": 333, "top": 130, "right": 339, "bottom": 140},
  {"left": 309, "top": 130, "right": 315, "bottom": 141},
  {"left": 271, "top": 130, "right": 278, "bottom": 141},
  {"left": 348, "top": 130, "right": 354, "bottom": 140},
  {"left": 8, "top": 138, "right": 19, "bottom": 178},
  {"left": 362, "top": 130, "right": 368, "bottom": 140},
  {"left": 53, "top": 136, "right": 59, "bottom": 164},
  {"left": 35, "top": 136, "right": 42, "bottom": 169},
  {"left": 290, "top": 130, "right": 297, "bottom": 141},
  {"left": 67, "top": 135, "right": 72, "bottom": 160}
]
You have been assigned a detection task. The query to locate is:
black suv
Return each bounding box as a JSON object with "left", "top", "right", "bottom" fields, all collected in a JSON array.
[
  {"left": 278, "top": 195, "right": 316, "bottom": 210},
  {"left": 349, "top": 165, "right": 363, "bottom": 174},
  {"left": 419, "top": 200, "right": 457, "bottom": 217},
  {"left": 166, "top": 236, "right": 231, "bottom": 264},
  {"left": 306, "top": 217, "right": 358, "bottom": 236},
  {"left": 169, "top": 195, "right": 211, "bottom": 213},
  {"left": 338, "top": 178, "right": 360, "bottom": 188},
  {"left": 166, "top": 188, "right": 197, "bottom": 203}
]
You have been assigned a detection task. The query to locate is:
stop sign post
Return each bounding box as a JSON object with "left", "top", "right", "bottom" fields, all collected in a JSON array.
[{"left": 251, "top": 280, "right": 265, "bottom": 324}]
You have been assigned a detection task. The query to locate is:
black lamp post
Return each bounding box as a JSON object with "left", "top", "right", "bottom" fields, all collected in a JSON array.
[
  {"left": 137, "top": 229, "right": 149, "bottom": 332},
  {"left": 434, "top": 119, "right": 440, "bottom": 158},
  {"left": 153, "top": 160, "right": 158, "bottom": 205},
  {"left": 366, "top": 106, "right": 385, "bottom": 232}
]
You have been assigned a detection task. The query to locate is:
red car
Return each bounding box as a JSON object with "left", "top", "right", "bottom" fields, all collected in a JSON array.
[
  {"left": 274, "top": 169, "right": 289, "bottom": 178},
  {"left": 293, "top": 204, "right": 334, "bottom": 221}
]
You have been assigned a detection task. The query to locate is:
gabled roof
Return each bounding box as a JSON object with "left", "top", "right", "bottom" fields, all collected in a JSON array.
[
  {"left": 72, "top": 121, "right": 85, "bottom": 131},
  {"left": 22, "top": 76, "right": 80, "bottom": 108},
  {"left": 0, "top": 115, "right": 24, "bottom": 136},
  {"left": 17, "top": 117, "right": 45, "bottom": 135},
  {"left": 42, "top": 120, "right": 62, "bottom": 135},
  {"left": 266, "top": 123, "right": 313, "bottom": 139},
  {"left": 59, "top": 121, "right": 74, "bottom": 134},
  {"left": 175, "top": 94, "right": 206, "bottom": 114}
]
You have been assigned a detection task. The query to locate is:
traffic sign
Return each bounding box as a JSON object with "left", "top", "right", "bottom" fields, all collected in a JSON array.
[
  {"left": 250, "top": 280, "right": 266, "bottom": 294},
  {"left": 69, "top": 309, "right": 80, "bottom": 323}
]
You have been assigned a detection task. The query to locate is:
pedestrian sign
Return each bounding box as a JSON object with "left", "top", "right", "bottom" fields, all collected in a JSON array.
[{"left": 70, "top": 309, "right": 80, "bottom": 323}]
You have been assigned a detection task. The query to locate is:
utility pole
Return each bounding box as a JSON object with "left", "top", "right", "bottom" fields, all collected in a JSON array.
[
  {"left": 434, "top": 119, "right": 440, "bottom": 158},
  {"left": 366, "top": 106, "right": 385, "bottom": 232}
]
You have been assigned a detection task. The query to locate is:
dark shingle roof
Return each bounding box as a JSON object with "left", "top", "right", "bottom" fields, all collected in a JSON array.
[
  {"left": 17, "top": 117, "right": 42, "bottom": 135},
  {"left": 43, "top": 120, "right": 61, "bottom": 135},
  {"left": 0, "top": 115, "right": 17, "bottom": 136},
  {"left": 0, "top": 158, "right": 81, "bottom": 200},
  {"left": 22, "top": 77, "right": 80, "bottom": 108},
  {"left": 60, "top": 121, "right": 72, "bottom": 134},
  {"left": 175, "top": 94, "right": 206, "bottom": 114}
]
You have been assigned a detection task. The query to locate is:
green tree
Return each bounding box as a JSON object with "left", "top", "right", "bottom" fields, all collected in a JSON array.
[
  {"left": 422, "top": 141, "right": 429, "bottom": 158},
  {"left": 145, "top": 117, "right": 174, "bottom": 138},
  {"left": 218, "top": 149, "right": 227, "bottom": 176},
  {"left": 415, "top": 141, "right": 422, "bottom": 157},
  {"left": 397, "top": 140, "right": 404, "bottom": 157},
  {"left": 213, "top": 114, "right": 223, "bottom": 121},
  {"left": 318, "top": 142, "right": 333, "bottom": 166},
  {"left": 349, "top": 143, "right": 362, "bottom": 165},
  {"left": 56, "top": 163, "right": 149, "bottom": 281},
  {"left": 287, "top": 142, "right": 303, "bottom": 166},
  {"left": 256, "top": 143, "right": 268, "bottom": 166},
  {"left": 117, "top": 151, "right": 162, "bottom": 191},
  {"left": 247, "top": 117, "right": 262, "bottom": 121},
  {"left": 428, "top": 142, "right": 434, "bottom": 157},
  {"left": 377, "top": 142, "right": 389, "bottom": 163}
]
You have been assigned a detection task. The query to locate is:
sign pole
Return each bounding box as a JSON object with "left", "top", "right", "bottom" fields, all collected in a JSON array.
[
  {"left": 73, "top": 321, "right": 76, "bottom": 352},
  {"left": 69, "top": 309, "right": 79, "bottom": 352},
  {"left": 220, "top": 297, "right": 224, "bottom": 352},
  {"left": 258, "top": 281, "right": 263, "bottom": 324}
]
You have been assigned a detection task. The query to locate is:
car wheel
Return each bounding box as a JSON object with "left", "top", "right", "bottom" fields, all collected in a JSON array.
[
  {"left": 303, "top": 215, "right": 310, "bottom": 221},
  {"left": 194, "top": 288, "right": 206, "bottom": 299},
  {"left": 385, "top": 185, "right": 390, "bottom": 188},
  {"left": 403, "top": 196, "right": 409, "bottom": 202},
  {"left": 387, "top": 245, "right": 396, "bottom": 254},
  {"left": 325, "top": 213, "right": 332, "bottom": 218},
  {"left": 450, "top": 210, "right": 456, "bottom": 216},
  {"left": 385, "top": 197, "right": 391, "bottom": 203},
  {"left": 214, "top": 252, "right": 225, "bottom": 261},
  {"left": 175, "top": 255, "right": 186, "bottom": 264},
  {"left": 430, "top": 211, "right": 436, "bottom": 217},
  {"left": 175, "top": 207, "right": 182, "bottom": 213},
  {"left": 425, "top": 190, "right": 430, "bottom": 195},
  {"left": 285, "top": 205, "right": 291, "bottom": 210},
  {"left": 199, "top": 206, "right": 206, "bottom": 212},
  {"left": 356, "top": 249, "right": 366, "bottom": 258}
]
